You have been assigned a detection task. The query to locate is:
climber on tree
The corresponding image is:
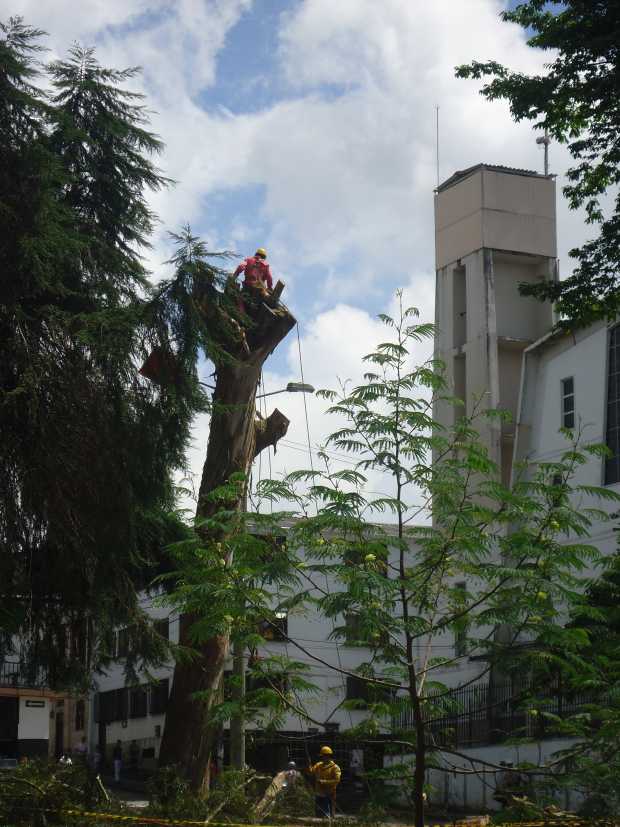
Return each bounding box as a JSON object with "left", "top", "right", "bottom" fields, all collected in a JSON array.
[{"left": 234, "top": 247, "right": 273, "bottom": 295}]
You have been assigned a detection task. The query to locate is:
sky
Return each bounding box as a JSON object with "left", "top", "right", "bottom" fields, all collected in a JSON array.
[{"left": 11, "top": 0, "right": 596, "bottom": 515}]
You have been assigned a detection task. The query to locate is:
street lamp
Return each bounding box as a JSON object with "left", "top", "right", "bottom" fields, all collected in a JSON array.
[
  {"left": 536, "top": 132, "right": 551, "bottom": 176},
  {"left": 256, "top": 381, "right": 315, "bottom": 399}
]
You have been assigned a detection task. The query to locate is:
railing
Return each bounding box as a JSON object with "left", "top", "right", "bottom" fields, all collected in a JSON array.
[
  {"left": 392, "top": 681, "right": 600, "bottom": 747},
  {"left": 0, "top": 660, "right": 49, "bottom": 690}
]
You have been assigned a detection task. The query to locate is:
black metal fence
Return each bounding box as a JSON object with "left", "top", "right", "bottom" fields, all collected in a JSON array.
[
  {"left": 0, "top": 659, "right": 48, "bottom": 689},
  {"left": 392, "top": 681, "right": 600, "bottom": 747}
]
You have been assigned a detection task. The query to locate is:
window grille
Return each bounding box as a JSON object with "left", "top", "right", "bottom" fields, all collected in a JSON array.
[{"left": 561, "top": 377, "right": 575, "bottom": 429}]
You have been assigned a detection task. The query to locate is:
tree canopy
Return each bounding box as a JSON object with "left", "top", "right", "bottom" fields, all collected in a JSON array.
[
  {"left": 0, "top": 18, "right": 212, "bottom": 686},
  {"left": 457, "top": 0, "right": 620, "bottom": 328}
]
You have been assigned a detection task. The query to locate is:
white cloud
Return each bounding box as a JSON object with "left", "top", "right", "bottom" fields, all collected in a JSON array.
[
  {"left": 11, "top": 0, "right": 163, "bottom": 49},
  {"left": 185, "top": 278, "right": 436, "bottom": 518},
  {"left": 16, "top": 0, "right": 589, "bottom": 291},
  {"left": 131, "top": 0, "right": 584, "bottom": 301},
  {"left": 9, "top": 0, "right": 601, "bottom": 517}
]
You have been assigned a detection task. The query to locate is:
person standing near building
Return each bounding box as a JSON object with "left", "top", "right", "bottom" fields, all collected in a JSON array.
[
  {"left": 308, "top": 746, "right": 341, "bottom": 818},
  {"left": 112, "top": 739, "right": 123, "bottom": 783}
]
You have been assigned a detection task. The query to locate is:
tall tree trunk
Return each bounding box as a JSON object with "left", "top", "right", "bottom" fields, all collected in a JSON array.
[{"left": 158, "top": 298, "right": 295, "bottom": 792}]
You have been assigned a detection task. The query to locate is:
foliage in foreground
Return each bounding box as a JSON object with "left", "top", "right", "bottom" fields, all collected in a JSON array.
[
  {"left": 457, "top": 0, "right": 620, "bottom": 327},
  {"left": 164, "top": 296, "right": 620, "bottom": 827},
  {"left": 0, "top": 759, "right": 125, "bottom": 826},
  {"left": 145, "top": 765, "right": 303, "bottom": 822}
]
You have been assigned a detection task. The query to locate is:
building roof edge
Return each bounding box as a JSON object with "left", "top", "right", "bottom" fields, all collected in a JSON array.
[{"left": 436, "top": 163, "right": 552, "bottom": 194}]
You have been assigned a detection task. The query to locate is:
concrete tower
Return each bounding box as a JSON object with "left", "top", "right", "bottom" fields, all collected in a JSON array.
[{"left": 434, "top": 164, "right": 557, "bottom": 484}]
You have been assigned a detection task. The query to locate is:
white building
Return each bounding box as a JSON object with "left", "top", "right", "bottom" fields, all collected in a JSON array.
[
  {"left": 90, "top": 546, "right": 387, "bottom": 775},
  {"left": 514, "top": 317, "right": 619, "bottom": 563},
  {"left": 0, "top": 658, "right": 81, "bottom": 762},
  {"left": 421, "top": 164, "right": 620, "bottom": 810}
]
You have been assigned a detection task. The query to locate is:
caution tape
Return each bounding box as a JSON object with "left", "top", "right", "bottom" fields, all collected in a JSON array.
[
  {"left": 60, "top": 813, "right": 620, "bottom": 827},
  {"left": 62, "top": 809, "right": 243, "bottom": 825}
]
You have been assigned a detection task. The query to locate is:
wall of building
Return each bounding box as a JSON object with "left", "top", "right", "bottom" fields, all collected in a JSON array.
[
  {"left": 18, "top": 696, "right": 50, "bottom": 758},
  {"left": 387, "top": 738, "right": 583, "bottom": 812},
  {"left": 90, "top": 588, "right": 382, "bottom": 764},
  {"left": 435, "top": 166, "right": 556, "bottom": 271},
  {"left": 427, "top": 165, "right": 619, "bottom": 815},
  {"left": 514, "top": 320, "right": 619, "bottom": 569},
  {"left": 434, "top": 167, "right": 556, "bottom": 489}
]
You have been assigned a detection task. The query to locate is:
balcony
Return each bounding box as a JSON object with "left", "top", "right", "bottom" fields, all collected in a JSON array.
[
  {"left": 0, "top": 660, "right": 49, "bottom": 690},
  {"left": 392, "top": 680, "right": 604, "bottom": 747}
]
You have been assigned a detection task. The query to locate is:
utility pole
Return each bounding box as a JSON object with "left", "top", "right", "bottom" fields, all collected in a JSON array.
[
  {"left": 230, "top": 638, "right": 246, "bottom": 769},
  {"left": 228, "top": 380, "right": 314, "bottom": 771}
]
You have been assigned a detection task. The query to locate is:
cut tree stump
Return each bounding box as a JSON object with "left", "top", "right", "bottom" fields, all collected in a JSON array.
[{"left": 158, "top": 283, "right": 296, "bottom": 793}]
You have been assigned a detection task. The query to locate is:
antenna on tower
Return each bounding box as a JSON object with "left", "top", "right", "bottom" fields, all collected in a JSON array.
[
  {"left": 536, "top": 130, "right": 551, "bottom": 175},
  {"left": 435, "top": 105, "right": 440, "bottom": 188}
]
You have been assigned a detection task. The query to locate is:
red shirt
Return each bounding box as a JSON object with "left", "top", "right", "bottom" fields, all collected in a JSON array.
[{"left": 234, "top": 256, "right": 273, "bottom": 290}]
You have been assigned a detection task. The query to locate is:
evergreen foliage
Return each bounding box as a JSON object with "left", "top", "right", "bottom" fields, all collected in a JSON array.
[
  {"left": 0, "top": 18, "right": 217, "bottom": 686},
  {"left": 456, "top": 1, "right": 620, "bottom": 327}
]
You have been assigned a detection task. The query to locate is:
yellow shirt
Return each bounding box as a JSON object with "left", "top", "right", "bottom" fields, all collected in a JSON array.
[{"left": 309, "top": 760, "right": 341, "bottom": 795}]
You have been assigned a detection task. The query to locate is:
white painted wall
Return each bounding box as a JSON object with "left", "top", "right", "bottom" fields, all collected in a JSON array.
[
  {"left": 514, "top": 320, "right": 619, "bottom": 574},
  {"left": 18, "top": 697, "right": 50, "bottom": 741},
  {"left": 90, "top": 565, "right": 385, "bottom": 753},
  {"left": 387, "top": 738, "right": 583, "bottom": 812}
]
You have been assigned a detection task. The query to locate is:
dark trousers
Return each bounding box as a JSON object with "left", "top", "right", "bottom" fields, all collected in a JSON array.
[{"left": 315, "top": 795, "right": 333, "bottom": 818}]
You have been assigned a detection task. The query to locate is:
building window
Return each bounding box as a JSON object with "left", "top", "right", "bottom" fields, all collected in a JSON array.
[
  {"left": 129, "top": 686, "right": 148, "bottom": 719},
  {"left": 149, "top": 679, "right": 169, "bottom": 715},
  {"left": 344, "top": 613, "right": 362, "bottom": 645},
  {"left": 74, "top": 699, "right": 85, "bottom": 731},
  {"left": 345, "top": 675, "right": 393, "bottom": 707},
  {"left": 561, "top": 377, "right": 575, "bottom": 429},
  {"left": 346, "top": 675, "right": 370, "bottom": 704},
  {"left": 259, "top": 611, "right": 288, "bottom": 641},
  {"left": 246, "top": 671, "right": 289, "bottom": 698},
  {"left": 606, "top": 326, "right": 620, "bottom": 485},
  {"left": 115, "top": 688, "right": 129, "bottom": 722},
  {"left": 94, "top": 689, "right": 126, "bottom": 724}
]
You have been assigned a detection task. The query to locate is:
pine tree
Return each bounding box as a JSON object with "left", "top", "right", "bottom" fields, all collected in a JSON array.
[{"left": 0, "top": 19, "right": 203, "bottom": 685}]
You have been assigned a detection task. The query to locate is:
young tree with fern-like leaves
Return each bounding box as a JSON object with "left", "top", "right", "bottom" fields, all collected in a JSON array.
[{"left": 164, "top": 296, "right": 616, "bottom": 824}]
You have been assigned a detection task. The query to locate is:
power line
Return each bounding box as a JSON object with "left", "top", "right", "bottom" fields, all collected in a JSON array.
[{"left": 296, "top": 324, "right": 314, "bottom": 475}]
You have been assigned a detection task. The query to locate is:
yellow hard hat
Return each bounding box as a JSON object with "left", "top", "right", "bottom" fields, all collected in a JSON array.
[
  {"left": 320, "top": 745, "right": 333, "bottom": 756},
  {"left": 255, "top": 247, "right": 267, "bottom": 259}
]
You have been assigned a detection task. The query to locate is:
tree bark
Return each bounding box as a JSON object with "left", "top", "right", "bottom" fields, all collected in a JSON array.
[{"left": 158, "top": 296, "right": 295, "bottom": 792}]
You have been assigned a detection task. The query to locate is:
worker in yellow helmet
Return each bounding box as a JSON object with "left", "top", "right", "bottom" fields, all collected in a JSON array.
[
  {"left": 233, "top": 247, "right": 273, "bottom": 292},
  {"left": 308, "top": 746, "right": 341, "bottom": 818}
]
